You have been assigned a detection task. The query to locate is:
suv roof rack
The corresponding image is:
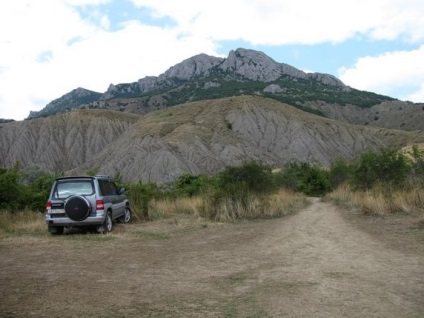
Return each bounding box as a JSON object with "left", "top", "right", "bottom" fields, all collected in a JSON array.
[{"left": 94, "top": 175, "right": 111, "bottom": 179}]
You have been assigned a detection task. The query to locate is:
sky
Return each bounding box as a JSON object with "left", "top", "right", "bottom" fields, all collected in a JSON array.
[{"left": 1, "top": 0, "right": 424, "bottom": 121}]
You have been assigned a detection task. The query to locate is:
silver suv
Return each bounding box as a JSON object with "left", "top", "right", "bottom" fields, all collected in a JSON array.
[{"left": 45, "top": 175, "right": 131, "bottom": 234}]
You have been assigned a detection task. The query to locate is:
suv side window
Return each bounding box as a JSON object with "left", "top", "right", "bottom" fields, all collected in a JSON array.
[
  {"left": 99, "top": 179, "right": 112, "bottom": 196},
  {"left": 109, "top": 181, "right": 119, "bottom": 195},
  {"left": 99, "top": 179, "right": 119, "bottom": 196}
]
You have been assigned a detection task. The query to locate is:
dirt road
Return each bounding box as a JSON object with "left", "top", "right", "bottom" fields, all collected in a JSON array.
[{"left": 1, "top": 199, "right": 423, "bottom": 317}]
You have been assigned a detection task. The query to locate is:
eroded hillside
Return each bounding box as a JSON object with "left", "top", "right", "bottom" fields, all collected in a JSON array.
[
  {"left": 72, "top": 96, "right": 424, "bottom": 182},
  {"left": 2, "top": 96, "right": 423, "bottom": 182},
  {"left": 0, "top": 110, "right": 140, "bottom": 171}
]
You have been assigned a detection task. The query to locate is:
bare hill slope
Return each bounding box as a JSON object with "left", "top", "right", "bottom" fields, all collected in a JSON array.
[
  {"left": 3, "top": 96, "right": 423, "bottom": 181},
  {"left": 74, "top": 96, "right": 424, "bottom": 182},
  {"left": 0, "top": 110, "right": 140, "bottom": 171},
  {"left": 307, "top": 100, "right": 424, "bottom": 131}
]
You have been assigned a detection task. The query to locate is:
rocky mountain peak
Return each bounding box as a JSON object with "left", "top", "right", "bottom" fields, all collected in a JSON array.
[
  {"left": 30, "top": 48, "right": 358, "bottom": 118},
  {"left": 161, "top": 53, "right": 224, "bottom": 80},
  {"left": 219, "top": 48, "right": 308, "bottom": 82}
]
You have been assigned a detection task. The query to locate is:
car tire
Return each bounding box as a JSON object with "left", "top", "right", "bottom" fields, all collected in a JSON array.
[
  {"left": 118, "top": 206, "right": 132, "bottom": 224},
  {"left": 98, "top": 211, "right": 113, "bottom": 233},
  {"left": 65, "top": 196, "right": 91, "bottom": 221},
  {"left": 48, "top": 225, "right": 64, "bottom": 235}
]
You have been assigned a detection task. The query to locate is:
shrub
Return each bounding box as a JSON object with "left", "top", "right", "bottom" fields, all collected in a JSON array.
[
  {"left": 329, "top": 159, "right": 352, "bottom": 188},
  {"left": 125, "top": 182, "right": 161, "bottom": 220},
  {"left": 0, "top": 165, "right": 58, "bottom": 212},
  {"left": 350, "top": 148, "right": 411, "bottom": 190},
  {"left": 202, "top": 161, "right": 276, "bottom": 220},
  {"left": 0, "top": 166, "right": 22, "bottom": 211},
  {"left": 171, "top": 174, "right": 213, "bottom": 197},
  {"left": 217, "top": 161, "right": 275, "bottom": 196},
  {"left": 277, "top": 161, "right": 331, "bottom": 196}
]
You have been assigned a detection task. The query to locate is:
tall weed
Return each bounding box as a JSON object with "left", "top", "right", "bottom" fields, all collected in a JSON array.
[
  {"left": 327, "top": 185, "right": 424, "bottom": 215},
  {"left": 201, "top": 189, "right": 307, "bottom": 221},
  {"left": 0, "top": 210, "right": 45, "bottom": 235}
]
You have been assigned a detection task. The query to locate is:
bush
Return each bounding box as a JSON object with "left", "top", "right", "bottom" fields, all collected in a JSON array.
[
  {"left": 202, "top": 161, "right": 276, "bottom": 220},
  {"left": 277, "top": 161, "right": 331, "bottom": 196},
  {"left": 125, "top": 182, "right": 161, "bottom": 220},
  {"left": 329, "top": 159, "right": 352, "bottom": 188},
  {"left": 171, "top": 174, "right": 213, "bottom": 197},
  {"left": 217, "top": 161, "right": 275, "bottom": 196},
  {"left": 0, "top": 165, "right": 57, "bottom": 212},
  {"left": 350, "top": 148, "right": 411, "bottom": 190},
  {"left": 0, "top": 166, "right": 22, "bottom": 211}
]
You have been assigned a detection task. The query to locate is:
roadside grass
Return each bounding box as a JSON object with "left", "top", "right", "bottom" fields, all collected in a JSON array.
[
  {"left": 0, "top": 209, "right": 46, "bottom": 237},
  {"left": 142, "top": 196, "right": 203, "bottom": 221},
  {"left": 0, "top": 189, "right": 308, "bottom": 239},
  {"left": 326, "top": 185, "right": 424, "bottom": 215},
  {"left": 201, "top": 189, "right": 308, "bottom": 222}
]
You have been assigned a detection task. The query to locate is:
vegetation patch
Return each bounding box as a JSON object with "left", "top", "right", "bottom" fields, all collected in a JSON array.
[{"left": 1, "top": 145, "right": 423, "bottom": 237}]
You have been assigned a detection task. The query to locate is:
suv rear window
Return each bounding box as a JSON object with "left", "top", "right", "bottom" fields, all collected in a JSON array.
[{"left": 53, "top": 180, "right": 94, "bottom": 199}]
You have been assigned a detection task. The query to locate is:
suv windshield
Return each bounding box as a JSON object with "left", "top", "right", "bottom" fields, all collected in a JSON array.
[{"left": 54, "top": 180, "right": 94, "bottom": 199}]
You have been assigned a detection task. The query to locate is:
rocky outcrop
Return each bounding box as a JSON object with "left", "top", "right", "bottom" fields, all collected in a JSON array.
[
  {"left": 99, "top": 48, "right": 347, "bottom": 100},
  {"left": 220, "top": 48, "right": 307, "bottom": 82},
  {"left": 263, "top": 84, "right": 286, "bottom": 94},
  {"left": 161, "top": 54, "right": 223, "bottom": 80},
  {"left": 307, "top": 73, "right": 349, "bottom": 88}
]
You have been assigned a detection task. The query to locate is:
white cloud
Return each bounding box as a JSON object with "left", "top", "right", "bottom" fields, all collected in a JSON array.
[
  {"left": 0, "top": 0, "right": 219, "bottom": 120},
  {"left": 131, "top": 0, "right": 424, "bottom": 45},
  {"left": 404, "top": 84, "right": 424, "bottom": 103},
  {"left": 1, "top": 0, "right": 424, "bottom": 120},
  {"left": 338, "top": 45, "right": 424, "bottom": 102}
]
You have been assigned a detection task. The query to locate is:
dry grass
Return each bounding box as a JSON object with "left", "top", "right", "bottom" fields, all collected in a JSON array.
[
  {"left": 146, "top": 197, "right": 203, "bottom": 220},
  {"left": 0, "top": 209, "right": 46, "bottom": 236},
  {"left": 326, "top": 185, "right": 424, "bottom": 215},
  {"left": 0, "top": 191, "right": 307, "bottom": 238},
  {"left": 202, "top": 189, "right": 308, "bottom": 222}
]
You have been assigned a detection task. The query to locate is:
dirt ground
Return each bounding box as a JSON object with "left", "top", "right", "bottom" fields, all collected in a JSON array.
[{"left": 0, "top": 199, "right": 423, "bottom": 317}]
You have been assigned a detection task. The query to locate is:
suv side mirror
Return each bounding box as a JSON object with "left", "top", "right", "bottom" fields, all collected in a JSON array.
[{"left": 119, "top": 187, "right": 126, "bottom": 194}]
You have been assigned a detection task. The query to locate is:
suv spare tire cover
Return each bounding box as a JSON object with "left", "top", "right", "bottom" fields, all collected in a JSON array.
[{"left": 65, "top": 196, "right": 92, "bottom": 221}]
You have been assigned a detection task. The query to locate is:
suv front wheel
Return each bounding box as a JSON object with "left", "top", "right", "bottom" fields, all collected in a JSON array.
[{"left": 118, "top": 207, "right": 132, "bottom": 224}]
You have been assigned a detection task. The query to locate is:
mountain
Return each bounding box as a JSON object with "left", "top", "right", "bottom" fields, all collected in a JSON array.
[
  {"left": 3, "top": 96, "right": 421, "bottom": 182},
  {"left": 27, "top": 48, "right": 396, "bottom": 122},
  {"left": 28, "top": 87, "right": 102, "bottom": 118},
  {"left": 3, "top": 48, "right": 423, "bottom": 182}
]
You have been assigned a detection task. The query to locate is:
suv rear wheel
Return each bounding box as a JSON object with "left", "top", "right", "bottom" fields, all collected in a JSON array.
[
  {"left": 48, "top": 225, "right": 64, "bottom": 235},
  {"left": 98, "top": 211, "right": 113, "bottom": 233}
]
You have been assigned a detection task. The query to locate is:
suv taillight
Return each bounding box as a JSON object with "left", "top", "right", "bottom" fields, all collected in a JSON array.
[
  {"left": 96, "top": 200, "right": 104, "bottom": 210},
  {"left": 46, "top": 200, "right": 52, "bottom": 214}
]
